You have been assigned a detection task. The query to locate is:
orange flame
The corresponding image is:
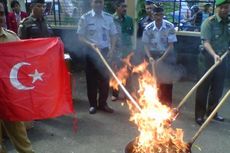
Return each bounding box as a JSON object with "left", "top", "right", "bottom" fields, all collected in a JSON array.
[
  {"left": 128, "top": 63, "right": 188, "bottom": 153},
  {"left": 109, "top": 53, "right": 134, "bottom": 91},
  {"left": 110, "top": 54, "right": 188, "bottom": 152}
]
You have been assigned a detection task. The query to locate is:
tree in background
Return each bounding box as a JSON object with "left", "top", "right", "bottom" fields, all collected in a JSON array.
[{"left": 104, "top": 0, "right": 115, "bottom": 14}]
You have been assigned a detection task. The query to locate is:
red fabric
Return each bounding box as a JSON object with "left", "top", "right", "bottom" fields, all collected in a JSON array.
[
  {"left": 0, "top": 38, "right": 74, "bottom": 121},
  {"left": 7, "top": 11, "right": 28, "bottom": 33}
]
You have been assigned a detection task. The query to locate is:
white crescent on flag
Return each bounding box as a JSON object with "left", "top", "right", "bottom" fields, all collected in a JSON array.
[{"left": 9, "top": 62, "right": 36, "bottom": 90}]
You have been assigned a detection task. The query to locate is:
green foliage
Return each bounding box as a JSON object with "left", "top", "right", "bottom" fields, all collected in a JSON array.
[
  {"left": 136, "top": 0, "right": 146, "bottom": 21},
  {"left": 136, "top": 0, "right": 179, "bottom": 23},
  {"left": 104, "top": 0, "right": 115, "bottom": 14}
]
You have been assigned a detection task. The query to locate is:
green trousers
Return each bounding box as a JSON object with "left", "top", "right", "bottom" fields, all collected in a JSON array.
[{"left": 0, "top": 120, "right": 35, "bottom": 153}]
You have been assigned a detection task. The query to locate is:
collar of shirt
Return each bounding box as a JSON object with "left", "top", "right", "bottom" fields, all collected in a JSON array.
[
  {"left": 113, "top": 12, "right": 126, "bottom": 21},
  {"left": 215, "top": 13, "right": 222, "bottom": 23},
  {"left": 0, "top": 28, "right": 7, "bottom": 37},
  {"left": 215, "top": 14, "right": 228, "bottom": 23},
  {"left": 30, "top": 15, "right": 45, "bottom": 22},
  {"left": 152, "top": 20, "right": 166, "bottom": 31},
  {"left": 91, "top": 9, "right": 105, "bottom": 18},
  {"left": 145, "top": 15, "right": 154, "bottom": 22},
  {"left": 14, "top": 11, "right": 21, "bottom": 17}
]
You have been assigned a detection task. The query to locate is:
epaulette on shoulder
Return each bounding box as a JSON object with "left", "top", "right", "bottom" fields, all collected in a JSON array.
[
  {"left": 146, "top": 22, "right": 154, "bottom": 29},
  {"left": 140, "top": 17, "right": 144, "bottom": 21},
  {"left": 208, "top": 15, "right": 215, "bottom": 21},
  {"left": 20, "top": 17, "right": 29, "bottom": 24},
  {"left": 84, "top": 11, "right": 91, "bottom": 17},
  {"left": 104, "top": 12, "right": 113, "bottom": 17},
  {"left": 138, "top": 17, "right": 144, "bottom": 24},
  {"left": 5, "top": 29, "right": 17, "bottom": 36},
  {"left": 165, "top": 21, "right": 173, "bottom": 28}
]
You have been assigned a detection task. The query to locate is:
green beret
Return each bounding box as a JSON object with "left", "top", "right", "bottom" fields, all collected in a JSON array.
[{"left": 216, "top": 0, "right": 230, "bottom": 6}]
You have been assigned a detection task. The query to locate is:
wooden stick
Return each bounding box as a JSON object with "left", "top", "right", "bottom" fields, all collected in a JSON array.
[
  {"left": 93, "top": 47, "right": 142, "bottom": 112},
  {"left": 190, "top": 89, "right": 230, "bottom": 144},
  {"left": 151, "top": 62, "right": 156, "bottom": 79},
  {"left": 176, "top": 51, "right": 229, "bottom": 110}
]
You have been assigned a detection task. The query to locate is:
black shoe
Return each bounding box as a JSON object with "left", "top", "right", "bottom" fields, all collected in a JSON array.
[
  {"left": 213, "top": 115, "right": 224, "bottom": 122},
  {"left": 195, "top": 117, "right": 204, "bottom": 126},
  {"left": 89, "top": 107, "right": 97, "bottom": 114},
  {"left": 98, "top": 105, "right": 114, "bottom": 113}
]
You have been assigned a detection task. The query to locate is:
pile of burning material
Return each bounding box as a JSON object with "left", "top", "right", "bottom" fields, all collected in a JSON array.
[
  {"left": 110, "top": 55, "right": 189, "bottom": 153},
  {"left": 95, "top": 47, "right": 229, "bottom": 153},
  {"left": 126, "top": 64, "right": 189, "bottom": 153}
]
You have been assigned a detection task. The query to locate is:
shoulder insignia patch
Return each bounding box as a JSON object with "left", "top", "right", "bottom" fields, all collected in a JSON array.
[
  {"left": 20, "top": 17, "right": 29, "bottom": 24},
  {"left": 146, "top": 22, "right": 154, "bottom": 29},
  {"left": 5, "top": 29, "right": 17, "bottom": 36}
]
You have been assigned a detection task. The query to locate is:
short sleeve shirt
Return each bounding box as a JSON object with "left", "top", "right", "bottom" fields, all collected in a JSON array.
[
  {"left": 0, "top": 28, "right": 19, "bottom": 43},
  {"left": 77, "top": 10, "right": 117, "bottom": 49},
  {"left": 201, "top": 14, "right": 230, "bottom": 53},
  {"left": 18, "top": 16, "right": 53, "bottom": 39},
  {"left": 142, "top": 19, "right": 177, "bottom": 52}
]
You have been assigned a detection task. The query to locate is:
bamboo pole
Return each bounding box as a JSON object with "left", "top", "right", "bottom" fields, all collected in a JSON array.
[
  {"left": 176, "top": 51, "right": 229, "bottom": 111},
  {"left": 190, "top": 89, "right": 230, "bottom": 144},
  {"left": 93, "top": 47, "right": 142, "bottom": 112}
]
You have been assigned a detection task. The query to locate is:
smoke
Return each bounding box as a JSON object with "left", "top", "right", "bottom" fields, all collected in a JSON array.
[{"left": 155, "top": 59, "right": 186, "bottom": 84}]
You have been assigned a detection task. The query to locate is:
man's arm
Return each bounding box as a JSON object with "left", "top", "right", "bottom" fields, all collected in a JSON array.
[
  {"left": 200, "top": 18, "right": 220, "bottom": 63},
  {"left": 203, "top": 40, "right": 221, "bottom": 63},
  {"left": 144, "top": 44, "right": 155, "bottom": 62},
  {"left": 158, "top": 42, "right": 174, "bottom": 61},
  {"left": 18, "top": 22, "right": 27, "bottom": 39},
  {"left": 78, "top": 35, "right": 95, "bottom": 49}
]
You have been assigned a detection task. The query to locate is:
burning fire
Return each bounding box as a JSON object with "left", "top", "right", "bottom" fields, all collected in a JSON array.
[
  {"left": 109, "top": 53, "right": 133, "bottom": 91},
  {"left": 110, "top": 55, "right": 189, "bottom": 153}
]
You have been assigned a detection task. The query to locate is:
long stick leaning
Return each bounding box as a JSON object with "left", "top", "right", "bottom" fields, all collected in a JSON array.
[
  {"left": 93, "top": 47, "right": 142, "bottom": 112},
  {"left": 176, "top": 51, "right": 229, "bottom": 111},
  {"left": 190, "top": 89, "right": 230, "bottom": 144}
]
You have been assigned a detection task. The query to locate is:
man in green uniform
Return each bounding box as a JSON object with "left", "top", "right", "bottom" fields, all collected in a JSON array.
[
  {"left": 113, "top": 0, "right": 134, "bottom": 58},
  {"left": 112, "top": 0, "right": 134, "bottom": 101},
  {"left": 195, "top": 0, "right": 230, "bottom": 125},
  {"left": 18, "top": 0, "right": 52, "bottom": 39},
  {"left": 0, "top": 2, "right": 35, "bottom": 153}
]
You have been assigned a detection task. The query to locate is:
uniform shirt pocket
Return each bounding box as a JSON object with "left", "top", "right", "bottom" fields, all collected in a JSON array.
[
  {"left": 30, "top": 26, "right": 41, "bottom": 38},
  {"left": 87, "top": 24, "right": 97, "bottom": 36},
  {"left": 213, "top": 27, "right": 222, "bottom": 40}
]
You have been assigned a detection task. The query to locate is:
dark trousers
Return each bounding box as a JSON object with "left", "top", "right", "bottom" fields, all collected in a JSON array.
[
  {"left": 195, "top": 52, "right": 226, "bottom": 119},
  {"left": 85, "top": 47, "right": 110, "bottom": 108},
  {"left": 147, "top": 52, "right": 174, "bottom": 106},
  {"left": 158, "top": 83, "right": 173, "bottom": 107}
]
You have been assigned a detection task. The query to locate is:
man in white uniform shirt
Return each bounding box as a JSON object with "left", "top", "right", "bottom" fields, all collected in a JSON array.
[
  {"left": 77, "top": 0, "right": 117, "bottom": 114},
  {"left": 142, "top": 4, "right": 177, "bottom": 107}
]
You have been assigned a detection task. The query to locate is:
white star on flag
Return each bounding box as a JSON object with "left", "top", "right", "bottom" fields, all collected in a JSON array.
[{"left": 28, "top": 69, "right": 44, "bottom": 84}]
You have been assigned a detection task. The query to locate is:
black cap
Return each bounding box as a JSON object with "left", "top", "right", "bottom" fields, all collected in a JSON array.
[
  {"left": 145, "top": 0, "right": 154, "bottom": 5},
  {"left": 31, "top": 0, "right": 45, "bottom": 4},
  {"left": 153, "top": 4, "right": 164, "bottom": 13}
]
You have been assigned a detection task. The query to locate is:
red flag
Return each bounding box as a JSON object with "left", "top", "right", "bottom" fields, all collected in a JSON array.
[{"left": 0, "top": 38, "right": 74, "bottom": 121}]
